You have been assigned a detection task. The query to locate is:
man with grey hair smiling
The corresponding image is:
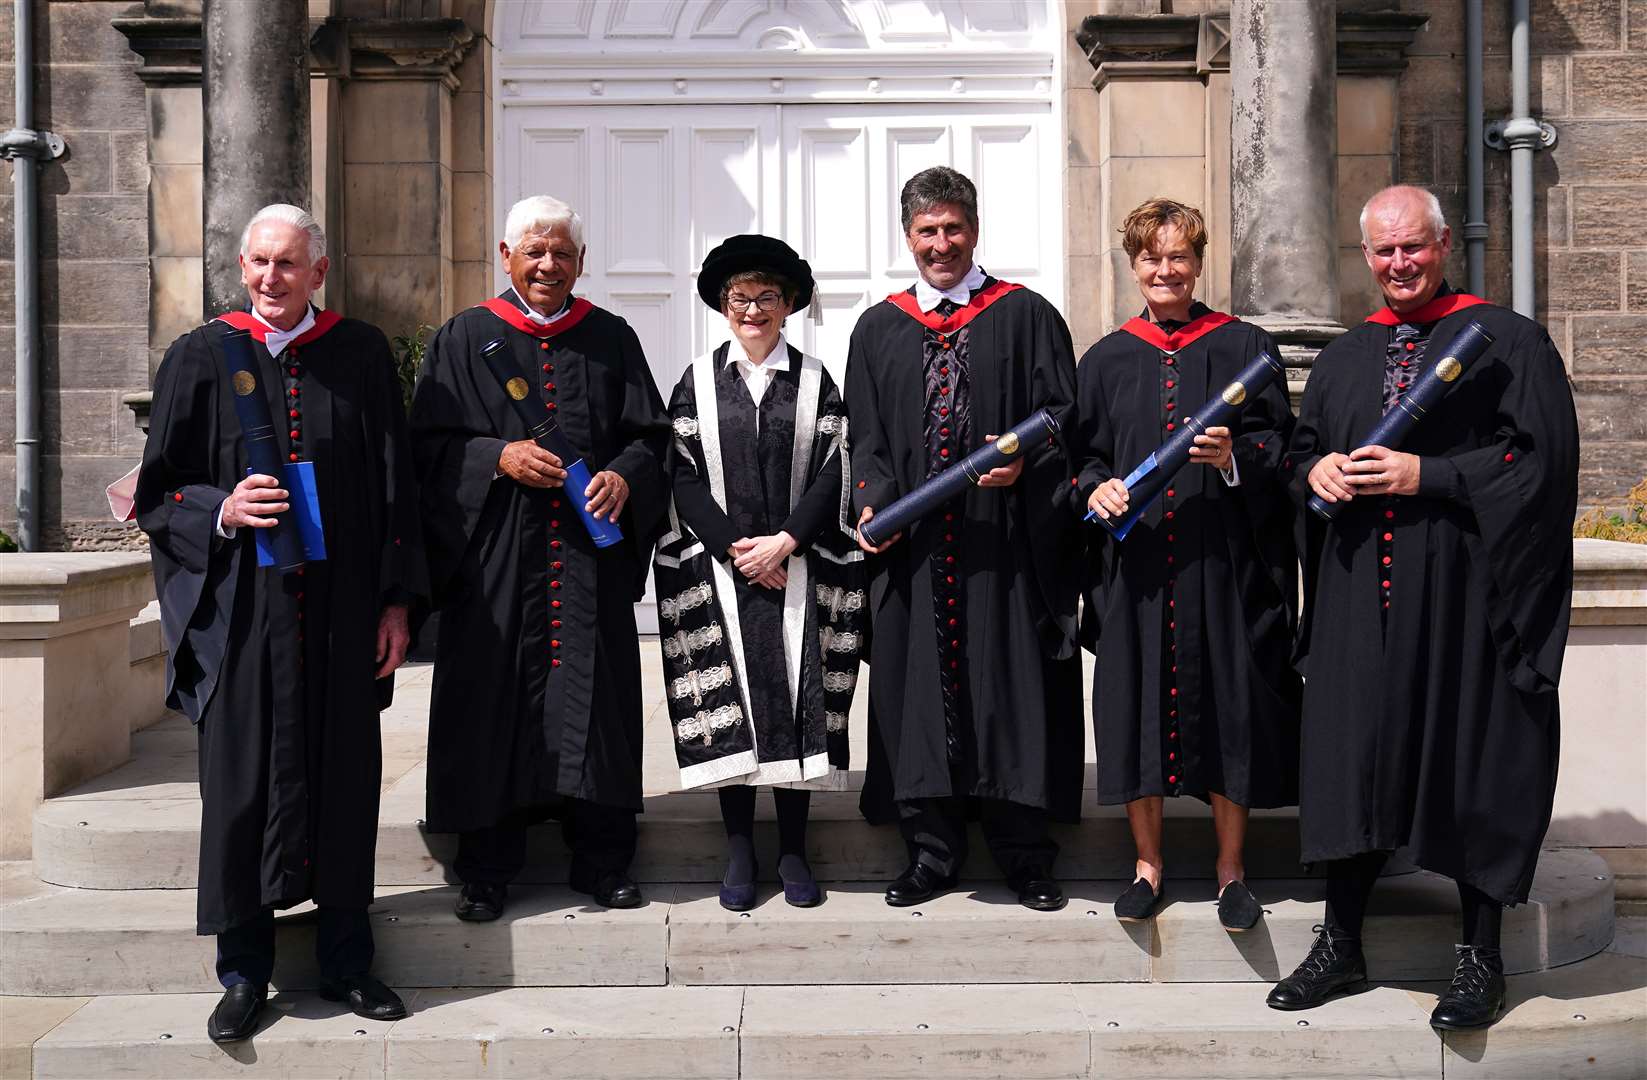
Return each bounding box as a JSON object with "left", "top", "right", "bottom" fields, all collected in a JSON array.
[
  {"left": 1270, "top": 184, "right": 1578, "bottom": 1030},
  {"left": 412, "top": 194, "right": 669, "bottom": 919},
  {"left": 138, "top": 203, "right": 425, "bottom": 1042}
]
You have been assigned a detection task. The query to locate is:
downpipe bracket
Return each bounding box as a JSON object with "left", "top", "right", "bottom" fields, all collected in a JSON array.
[
  {"left": 1484, "top": 117, "right": 1557, "bottom": 152},
  {"left": 0, "top": 127, "right": 67, "bottom": 161}
]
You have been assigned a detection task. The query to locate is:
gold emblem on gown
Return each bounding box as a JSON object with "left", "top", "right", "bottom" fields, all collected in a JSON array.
[
  {"left": 1436, "top": 357, "right": 1462, "bottom": 382},
  {"left": 1222, "top": 382, "right": 1247, "bottom": 406},
  {"left": 505, "top": 376, "right": 530, "bottom": 400},
  {"left": 232, "top": 370, "right": 257, "bottom": 397}
]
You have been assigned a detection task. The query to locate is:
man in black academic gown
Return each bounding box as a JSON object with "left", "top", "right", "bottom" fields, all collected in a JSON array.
[
  {"left": 846, "top": 166, "right": 1083, "bottom": 911},
  {"left": 138, "top": 204, "right": 424, "bottom": 1043},
  {"left": 1269, "top": 185, "right": 1579, "bottom": 1030},
  {"left": 411, "top": 194, "right": 669, "bottom": 918}
]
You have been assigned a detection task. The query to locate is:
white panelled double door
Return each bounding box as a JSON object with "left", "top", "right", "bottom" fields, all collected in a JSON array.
[{"left": 500, "top": 102, "right": 1060, "bottom": 390}]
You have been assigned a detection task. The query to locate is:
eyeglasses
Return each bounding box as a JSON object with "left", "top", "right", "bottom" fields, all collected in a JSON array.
[{"left": 726, "top": 293, "right": 784, "bottom": 313}]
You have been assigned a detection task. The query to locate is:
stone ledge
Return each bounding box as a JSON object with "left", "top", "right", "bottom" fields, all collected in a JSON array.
[
  {"left": 1572, "top": 537, "right": 1647, "bottom": 624},
  {"left": 0, "top": 553, "right": 155, "bottom": 639}
]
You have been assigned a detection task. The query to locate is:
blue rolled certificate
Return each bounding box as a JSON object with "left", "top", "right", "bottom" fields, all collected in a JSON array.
[
  {"left": 479, "top": 337, "right": 624, "bottom": 548},
  {"left": 859, "top": 408, "right": 1060, "bottom": 548},
  {"left": 221, "top": 327, "right": 307, "bottom": 572},
  {"left": 254, "top": 461, "right": 326, "bottom": 567},
  {"left": 1307, "top": 320, "right": 1496, "bottom": 521},
  {"left": 1086, "top": 349, "right": 1285, "bottom": 541}
]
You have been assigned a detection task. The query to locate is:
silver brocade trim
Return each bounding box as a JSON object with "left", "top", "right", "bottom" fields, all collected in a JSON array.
[
  {"left": 815, "top": 584, "right": 865, "bottom": 622},
  {"left": 825, "top": 710, "right": 849, "bottom": 733},
  {"left": 672, "top": 416, "right": 701, "bottom": 439},
  {"left": 815, "top": 413, "right": 845, "bottom": 435},
  {"left": 671, "top": 663, "right": 735, "bottom": 705},
  {"left": 822, "top": 669, "right": 857, "bottom": 694},
  {"left": 659, "top": 582, "right": 715, "bottom": 624},
  {"left": 662, "top": 623, "right": 725, "bottom": 660},
  {"left": 818, "top": 627, "right": 863, "bottom": 655},
  {"left": 676, "top": 703, "right": 744, "bottom": 746}
]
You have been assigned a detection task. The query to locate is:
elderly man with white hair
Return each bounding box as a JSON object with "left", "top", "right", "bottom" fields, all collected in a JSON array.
[
  {"left": 411, "top": 195, "right": 669, "bottom": 918},
  {"left": 137, "top": 203, "right": 425, "bottom": 1042},
  {"left": 1269, "top": 184, "right": 1578, "bottom": 1030}
]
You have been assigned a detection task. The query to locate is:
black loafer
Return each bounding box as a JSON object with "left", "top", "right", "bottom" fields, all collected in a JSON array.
[
  {"left": 1217, "top": 880, "right": 1263, "bottom": 932},
  {"left": 454, "top": 881, "right": 507, "bottom": 922},
  {"left": 1010, "top": 870, "right": 1067, "bottom": 912},
  {"left": 1114, "top": 877, "right": 1163, "bottom": 921},
  {"left": 206, "top": 983, "right": 266, "bottom": 1044},
  {"left": 319, "top": 973, "right": 408, "bottom": 1022},
  {"left": 574, "top": 871, "right": 644, "bottom": 909},
  {"left": 884, "top": 863, "right": 956, "bottom": 907},
  {"left": 1266, "top": 926, "right": 1369, "bottom": 1010},
  {"left": 1429, "top": 945, "right": 1506, "bottom": 1031}
]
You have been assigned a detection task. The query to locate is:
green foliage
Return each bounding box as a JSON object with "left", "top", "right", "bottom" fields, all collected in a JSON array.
[
  {"left": 0, "top": 528, "right": 16, "bottom": 553},
  {"left": 1573, "top": 478, "right": 1647, "bottom": 545},
  {"left": 392, "top": 324, "right": 435, "bottom": 414}
]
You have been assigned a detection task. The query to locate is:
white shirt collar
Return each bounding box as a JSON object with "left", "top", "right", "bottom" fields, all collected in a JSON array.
[
  {"left": 724, "top": 333, "right": 790, "bottom": 372},
  {"left": 913, "top": 263, "right": 987, "bottom": 313},
  {"left": 511, "top": 287, "right": 573, "bottom": 326},
  {"left": 251, "top": 303, "right": 316, "bottom": 358}
]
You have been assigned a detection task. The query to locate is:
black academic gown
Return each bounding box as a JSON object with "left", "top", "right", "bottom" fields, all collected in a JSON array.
[
  {"left": 846, "top": 281, "right": 1084, "bottom": 823},
  {"left": 1286, "top": 296, "right": 1579, "bottom": 904},
  {"left": 138, "top": 313, "right": 425, "bottom": 935},
  {"left": 411, "top": 293, "right": 669, "bottom": 831},
  {"left": 1073, "top": 307, "right": 1300, "bottom": 808}
]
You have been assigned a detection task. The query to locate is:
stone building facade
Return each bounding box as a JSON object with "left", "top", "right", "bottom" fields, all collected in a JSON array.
[{"left": 1, "top": 0, "right": 1642, "bottom": 549}]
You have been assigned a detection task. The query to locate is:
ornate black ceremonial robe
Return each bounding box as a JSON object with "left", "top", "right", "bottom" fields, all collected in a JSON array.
[
  {"left": 138, "top": 311, "right": 425, "bottom": 934},
  {"left": 654, "top": 342, "right": 864, "bottom": 789},
  {"left": 411, "top": 292, "right": 668, "bottom": 830},
  {"left": 1286, "top": 290, "right": 1579, "bottom": 904},
  {"left": 846, "top": 280, "right": 1084, "bottom": 823},
  {"left": 1073, "top": 305, "right": 1300, "bottom": 807}
]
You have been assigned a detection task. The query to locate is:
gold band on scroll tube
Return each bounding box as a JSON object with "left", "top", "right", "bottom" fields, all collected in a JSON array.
[
  {"left": 232, "top": 370, "right": 257, "bottom": 397},
  {"left": 506, "top": 376, "right": 530, "bottom": 400},
  {"left": 996, "top": 432, "right": 1020, "bottom": 455},
  {"left": 1436, "top": 357, "right": 1462, "bottom": 383},
  {"left": 1221, "top": 382, "right": 1247, "bottom": 406}
]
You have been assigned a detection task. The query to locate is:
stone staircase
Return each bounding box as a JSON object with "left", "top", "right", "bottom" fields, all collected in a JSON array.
[{"left": 2, "top": 662, "right": 1644, "bottom": 1079}]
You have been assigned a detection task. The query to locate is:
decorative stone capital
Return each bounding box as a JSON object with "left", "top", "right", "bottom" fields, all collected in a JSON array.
[
  {"left": 315, "top": 17, "right": 479, "bottom": 93},
  {"left": 111, "top": 14, "right": 203, "bottom": 86},
  {"left": 1335, "top": 11, "right": 1432, "bottom": 75}
]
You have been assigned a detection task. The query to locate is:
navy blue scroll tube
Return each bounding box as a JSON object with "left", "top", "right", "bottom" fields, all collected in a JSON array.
[
  {"left": 1306, "top": 320, "right": 1497, "bottom": 522},
  {"left": 1087, "top": 349, "right": 1286, "bottom": 541},
  {"left": 479, "top": 337, "right": 624, "bottom": 548},
  {"left": 220, "top": 327, "right": 307, "bottom": 571},
  {"left": 859, "top": 408, "right": 1060, "bottom": 548}
]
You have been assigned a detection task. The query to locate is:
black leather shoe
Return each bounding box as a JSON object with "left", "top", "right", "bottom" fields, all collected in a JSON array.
[
  {"left": 1267, "top": 925, "right": 1369, "bottom": 1010},
  {"left": 1217, "top": 880, "right": 1263, "bottom": 932},
  {"left": 1010, "top": 870, "right": 1067, "bottom": 912},
  {"left": 884, "top": 863, "right": 956, "bottom": 907},
  {"left": 1114, "top": 877, "right": 1164, "bottom": 921},
  {"left": 454, "top": 881, "right": 507, "bottom": 922},
  {"left": 319, "top": 973, "right": 408, "bottom": 1022},
  {"left": 1429, "top": 945, "right": 1506, "bottom": 1031},
  {"left": 574, "top": 870, "right": 644, "bottom": 909},
  {"left": 206, "top": 983, "right": 266, "bottom": 1044}
]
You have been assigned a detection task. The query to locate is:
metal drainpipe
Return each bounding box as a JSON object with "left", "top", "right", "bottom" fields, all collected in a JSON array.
[
  {"left": 1488, "top": 0, "right": 1557, "bottom": 317},
  {"left": 1463, "top": 0, "right": 1487, "bottom": 296},
  {"left": 1, "top": 0, "right": 64, "bottom": 550}
]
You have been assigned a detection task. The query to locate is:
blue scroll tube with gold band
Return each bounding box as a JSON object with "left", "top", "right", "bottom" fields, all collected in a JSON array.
[
  {"left": 1306, "top": 320, "right": 1496, "bottom": 522},
  {"left": 1086, "top": 349, "right": 1286, "bottom": 541},
  {"left": 859, "top": 408, "right": 1060, "bottom": 548},
  {"left": 479, "top": 337, "right": 624, "bottom": 548},
  {"left": 221, "top": 327, "right": 307, "bottom": 572}
]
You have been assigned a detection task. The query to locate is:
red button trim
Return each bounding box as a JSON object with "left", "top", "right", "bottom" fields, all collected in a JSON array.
[
  {"left": 1167, "top": 775, "right": 1178, "bottom": 784},
  {"left": 939, "top": 448, "right": 950, "bottom": 458},
  {"left": 551, "top": 658, "right": 562, "bottom": 667},
  {"left": 1385, "top": 509, "right": 1396, "bottom": 519},
  {"left": 1382, "top": 579, "right": 1391, "bottom": 589},
  {"left": 939, "top": 386, "right": 950, "bottom": 395},
  {"left": 1382, "top": 555, "right": 1392, "bottom": 566},
  {"left": 173, "top": 491, "right": 183, "bottom": 503},
  {"left": 551, "top": 561, "right": 563, "bottom": 571},
  {"left": 542, "top": 363, "right": 551, "bottom": 373},
  {"left": 547, "top": 402, "right": 558, "bottom": 410},
  {"left": 857, "top": 480, "right": 866, "bottom": 489},
  {"left": 551, "top": 639, "right": 561, "bottom": 649},
  {"left": 1165, "top": 489, "right": 1175, "bottom": 498},
  {"left": 1165, "top": 422, "right": 1176, "bottom": 431},
  {"left": 1163, "top": 357, "right": 1174, "bottom": 366},
  {"left": 1165, "top": 402, "right": 1176, "bottom": 411},
  {"left": 550, "top": 580, "right": 562, "bottom": 589},
  {"left": 540, "top": 341, "right": 550, "bottom": 350},
  {"left": 1383, "top": 532, "right": 1393, "bottom": 541},
  {"left": 1504, "top": 453, "right": 1515, "bottom": 463},
  {"left": 289, "top": 453, "right": 299, "bottom": 462},
  {"left": 550, "top": 540, "right": 562, "bottom": 550},
  {"left": 1405, "top": 342, "right": 1416, "bottom": 351},
  {"left": 290, "top": 429, "right": 300, "bottom": 439},
  {"left": 551, "top": 499, "right": 562, "bottom": 509},
  {"left": 939, "top": 406, "right": 950, "bottom": 417},
  {"left": 289, "top": 409, "right": 300, "bottom": 419},
  {"left": 552, "top": 619, "right": 562, "bottom": 629},
  {"left": 1165, "top": 380, "right": 1175, "bottom": 389},
  {"left": 551, "top": 599, "right": 562, "bottom": 608}
]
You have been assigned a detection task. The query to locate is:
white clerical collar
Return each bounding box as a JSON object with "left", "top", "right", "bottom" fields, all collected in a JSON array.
[
  {"left": 511, "top": 287, "right": 573, "bottom": 326},
  {"left": 251, "top": 303, "right": 316, "bottom": 358},
  {"left": 914, "top": 263, "right": 987, "bottom": 313},
  {"left": 725, "top": 333, "right": 790, "bottom": 371}
]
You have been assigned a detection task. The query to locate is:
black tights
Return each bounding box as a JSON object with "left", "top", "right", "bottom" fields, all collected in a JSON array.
[
  {"left": 1323, "top": 851, "right": 1502, "bottom": 949},
  {"left": 717, "top": 785, "right": 811, "bottom": 857}
]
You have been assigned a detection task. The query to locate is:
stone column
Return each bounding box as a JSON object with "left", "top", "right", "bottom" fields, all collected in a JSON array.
[
  {"left": 202, "top": 0, "right": 311, "bottom": 315},
  {"left": 1229, "top": 0, "right": 1341, "bottom": 342}
]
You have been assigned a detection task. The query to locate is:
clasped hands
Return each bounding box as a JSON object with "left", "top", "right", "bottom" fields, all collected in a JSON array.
[
  {"left": 1307, "top": 445, "right": 1420, "bottom": 504},
  {"left": 1085, "top": 426, "right": 1233, "bottom": 521},
  {"left": 728, "top": 531, "right": 797, "bottom": 589},
  {"left": 498, "top": 439, "right": 628, "bottom": 520}
]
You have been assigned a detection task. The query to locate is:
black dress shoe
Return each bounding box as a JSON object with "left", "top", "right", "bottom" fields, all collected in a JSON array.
[
  {"left": 884, "top": 863, "right": 956, "bottom": 907},
  {"left": 1010, "top": 870, "right": 1067, "bottom": 912},
  {"left": 1114, "top": 877, "right": 1164, "bottom": 921},
  {"left": 1266, "top": 925, "right": 1369, "bottom": 1010},
  {"left": 206, "top": 983, "right": 266, "bottom": 1044},
  {"left": 1217, "top": 880, "right": 1263, "bottom": 932},
  {"left": 454, "top": 881, "right": 507, "bottom": 922},
  {"left": 574, "top": 870, "right": 643, "bottom": 909},
  {"left": 1429, "top": 945, "right": 1506, "bottom": 1031},
  {"left": 319, "top": 973, "right": 408, "bottom": 1022}
]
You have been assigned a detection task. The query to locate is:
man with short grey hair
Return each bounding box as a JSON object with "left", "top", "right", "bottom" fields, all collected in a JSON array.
[
  {"left": 1271, "top": 184, "right": 1579, "bottom": 1030},
  {"left": 412, "top": 194, "right": 669, "bottom": 919},
  {"left": 138, "top": 203, "right": 424, "bottom": 1042}
]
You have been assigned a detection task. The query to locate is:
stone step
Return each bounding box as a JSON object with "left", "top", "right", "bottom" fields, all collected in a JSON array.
[
  {"left": 0, "top": 851, "right": 1614, "bottom": 997},
  {"left": 15, "top": 949, "right": 1646, "bottom": 1079}
]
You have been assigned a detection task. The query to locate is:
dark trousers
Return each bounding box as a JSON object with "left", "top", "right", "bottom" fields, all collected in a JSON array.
[
  {"left": 896, "top": 796, "right": 1057, "bottom": 883},
  {"left": 455, "top": 798, "right": 637, "bottom": 888},
  {"left": 1324, "top": 851, "right": 1503, "bottom": 949},
  {"left": 216, "top": 906, "right": 373, "bottom": 989}
]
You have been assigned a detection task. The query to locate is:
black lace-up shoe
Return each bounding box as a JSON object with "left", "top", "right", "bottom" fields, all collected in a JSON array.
[
  {"left": 1429, "top": 945, "right": 1506, "bottom": 1030},
  {"left": 1266, "top": 925, "right": 1369, "bottom": 1010}
]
